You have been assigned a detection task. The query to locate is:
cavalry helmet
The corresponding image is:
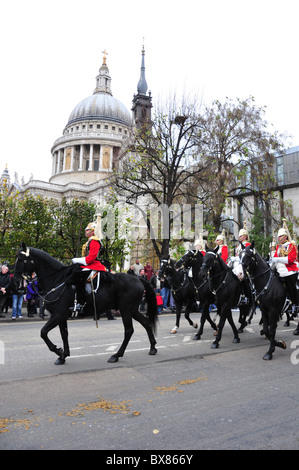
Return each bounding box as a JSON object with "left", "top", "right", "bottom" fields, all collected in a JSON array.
[
  {"left": 85, "top": 222, "right": 96, "bottom": 231},
  {"left": 277, "top": 227, "right": 288, "bottom": 238}
]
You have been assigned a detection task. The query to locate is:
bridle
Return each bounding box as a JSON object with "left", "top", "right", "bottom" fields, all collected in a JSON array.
[
  {"left": 16, "top": 248, "right": 67, "bottom": 304},
  {"left": 240, "top": 247, "right": 273, "bottom": 303}
]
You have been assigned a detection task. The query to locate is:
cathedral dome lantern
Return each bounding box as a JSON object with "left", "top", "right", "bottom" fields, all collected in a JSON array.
[{"left": 50, "top": 51, "right": 132, "bottom": 185}]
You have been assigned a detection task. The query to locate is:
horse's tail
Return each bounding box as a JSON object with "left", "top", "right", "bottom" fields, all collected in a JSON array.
[{"left": 139, "top": 278, "right": 159, "bottom": 334}]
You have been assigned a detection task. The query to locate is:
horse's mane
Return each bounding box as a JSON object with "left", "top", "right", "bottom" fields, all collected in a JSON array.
[{"left": 30, "top": 247, "right": 66, "bottom": 271}]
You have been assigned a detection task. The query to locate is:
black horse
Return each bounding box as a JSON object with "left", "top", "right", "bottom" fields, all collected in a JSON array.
[
  {"left": 198, "top": 247, "right": 253, "bottom": 349},
  {"left": 175, "top": 250, "right": 218, "bottom": 339},
  {"left": 240, "top": 241, "right": 295, "bottom": 360},
  {"left": 14, "top": 244, "right": 158, "bottom": 365},
  {"left": 158, "top": 257, "right": 198, "bottom": 334}
]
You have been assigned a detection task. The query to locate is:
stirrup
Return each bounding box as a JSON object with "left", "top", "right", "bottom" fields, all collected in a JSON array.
[
  {"left": 239, "top": 295, "right": 249, "bottom": 306},
  {"left": 69, "top": 300, "right": 85, "bottom": 317}
]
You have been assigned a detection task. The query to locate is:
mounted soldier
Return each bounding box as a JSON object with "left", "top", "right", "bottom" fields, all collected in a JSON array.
[
  {"left": 271, "top": 219, "right": 299, "bottom": 316},
  {"left": 71, "top": 220, "right": 106, "bottom": 311},
  {"left": 214, "top": 230, "right": 228, "bottom": 264}
]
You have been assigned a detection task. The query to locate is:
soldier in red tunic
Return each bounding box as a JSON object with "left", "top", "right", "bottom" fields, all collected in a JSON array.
[
  {"left": 71, "top": 222, "right": 107, "bottom": 311},
  {"left": 271, "top": 220, "right": 299, "bottom": 314}
]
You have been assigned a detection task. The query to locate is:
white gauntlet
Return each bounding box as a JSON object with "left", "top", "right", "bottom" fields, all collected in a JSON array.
[
  {"left": 72, "top": 257, "right": 87, "bottom": 265},
  {"left": 276, "top": 256, "right": 289, "bottom": 264}
]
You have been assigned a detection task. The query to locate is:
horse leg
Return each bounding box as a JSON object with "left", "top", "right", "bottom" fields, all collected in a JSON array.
[
  {"left": 107, "top": 313, "right": 134, "bottom": 363},
  {"left": 184, "top": 302, "right": 198, "bottom": 330},
  {"left": 193, "top": 302, "right": 217, "bottom": 340},
  {"left": 211, "top": 311, "right": 226, "bottom": 349},
  {"left": 226, "top": 308, "right": 240, "bottom": 344},
  {"left": 55, "top": 321, "right": 70, "bottom": 365},
  {"left": 40, "top": 316, "right": 66, "bottom": 365},
  {"left": 263, "top": 313, "right": 286, "bottom": 360},
  {"left": 132, "top": 310, "right": 157, "bottom": 356},
  {"left": 237, "top": 306, "right": 248, "bottom": 333},
  {"left": 170, "top": 300, "right": 182, "bottom": 333}
]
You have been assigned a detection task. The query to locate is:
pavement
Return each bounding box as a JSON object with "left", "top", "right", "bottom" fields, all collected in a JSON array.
[{"left": 0, "top": 305, "right": 177, "bottom": 323}]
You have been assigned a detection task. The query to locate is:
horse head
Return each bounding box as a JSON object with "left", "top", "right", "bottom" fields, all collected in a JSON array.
[
  {"left": 239, "top": 240, "right": 258, "bottom": 275},
  {"left": 175, "top": 250, "right": 195, "bottom": 269},
  {"left": 198, "top": 248, "right": 219, "bottom": 280},
  {"left": 14, "top": 243, "right": 36, "bottom": 280},
  {"left": 158, "top": 256, "right": 176, "bottom": 279}
]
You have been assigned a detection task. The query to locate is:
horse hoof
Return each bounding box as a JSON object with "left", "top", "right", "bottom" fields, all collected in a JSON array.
[
  {"left": 213, "top": 330, "right": 218, "bottom": 336},
  {"left": 170, "top": 327, "right": 178, "bottom": 334},
  {"left": 54, "top": 357, "right": 65, "bottom": 365},
  {"left": 211, "top": 342, "right": 219, "bottom": 349},
  {"left": 237, "top": 327, "right": 244, "bottom": 333},
  {"left": 193, "top": 323, "right": 198, "bottom": 329},
  {"left": 263, "top": 353, "right": 272, "bottom": 360},
  {"left": 277, "top": 341, "right": 287, "bottom": 349},
  {"left": 284, "top": 321, "right": 290, "bottom": 327},
  {"left": 54, "top": 348, "right": 65, "bottom": 365},
  {"left": 107, "top": 355, "right": 119, "bottom": 363},
  {"left": 293, "top": 328, "right": 299, "bottom": 336},
  {"left": 193, "top": 334, "right": 201, "bottom": 340},
  {"left": 149, "top": 347, "right": 157, "bottom": 356},
  {"left": 233, "top": 337, "right": 240, "bottom": 344}
]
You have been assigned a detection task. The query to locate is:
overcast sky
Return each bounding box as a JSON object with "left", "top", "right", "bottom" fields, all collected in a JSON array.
[{"left": 1, "top": 0, "right": 298, "bottom": 183}]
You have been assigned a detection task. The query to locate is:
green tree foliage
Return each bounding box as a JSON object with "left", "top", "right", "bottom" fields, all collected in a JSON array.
[{"left": 196, "top": 96, "right": 285, "bottom": 234}]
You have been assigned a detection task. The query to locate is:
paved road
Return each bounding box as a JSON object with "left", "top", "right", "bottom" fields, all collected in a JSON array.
[{"left": 1, "top": 310, "right": 299, "bottom": 451}]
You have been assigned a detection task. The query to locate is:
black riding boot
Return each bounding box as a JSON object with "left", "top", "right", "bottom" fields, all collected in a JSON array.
[
  {"left": 284, "top": 274, "right": 299, "bottom": 317},
  {"left": 70, "top": 270, "right": 90, "bottom": 313}
]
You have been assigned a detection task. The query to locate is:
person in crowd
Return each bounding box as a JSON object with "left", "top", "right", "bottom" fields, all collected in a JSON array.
[
  {"left": 133, "top": 259, "right": 144, "bottom": 276},
  {"left": 155, "top": 289, "right": 163, "bottom": 314},
  {"left": 26, "top": 273, "right": 39, "bottom": 317},
  {"left": 144, "top": 261, "right": 154, "bottom": 281},
  {"left": 127, "top": 264, "right": 135, "bottom": 275},
  {"left": 11, "top": 274, "right": 26, "bottom": 320},
  {"left": 138, "top": 268, "right": 147, "bottom": 312},
  {"left": 0, "top": 264, "right": 11, "bottom": 318}
]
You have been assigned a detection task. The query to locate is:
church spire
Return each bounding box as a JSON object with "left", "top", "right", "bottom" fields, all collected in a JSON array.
[
  {"left": 132, "top": 43, "right": 152, "bottom": 131},
  {"left": 93, "top": 50, "right": 112, "bottom": 95},
  {"left": 137, "top": 44, "right": 148, "bottom": 95}
]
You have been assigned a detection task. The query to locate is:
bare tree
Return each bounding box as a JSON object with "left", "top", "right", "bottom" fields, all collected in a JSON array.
[
  {"left": 195, "top": 96, "right": 286, "bottom": 233},
  {"left": 110, "top": 94, "right": 204, "bottom": 258}
]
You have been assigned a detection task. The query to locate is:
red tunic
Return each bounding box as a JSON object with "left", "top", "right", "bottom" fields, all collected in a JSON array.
[
  {"left": 274, "top": 242, "right": 298, "bottom": 272},
  {"left": 81, "top": 238, "right": 106, "bottom": 271},
  {"left": 219, "top": 245, "right": 228, "bottom": 263}
]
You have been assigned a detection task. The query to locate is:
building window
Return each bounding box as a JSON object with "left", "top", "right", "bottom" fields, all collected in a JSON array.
[
  {"left": 89, "top": 124, "right": 93, "bottom": 129},
  {"left": 105, "top": 125, "right": 108, "bottom": 130},
  {"left": 97, "top": 124, "right": 101, "bottom": 129},
  {"left": 276, "top": 156, "right": 284, "bottom": 185}
]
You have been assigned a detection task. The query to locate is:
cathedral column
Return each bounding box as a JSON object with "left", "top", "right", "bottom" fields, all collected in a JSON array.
[
  {"left": 57, "top": 149, "right": 61, "bottom": 173},
  {"left": 79, "top": 145, "right": 83, "bottom": 170},
  {"left": 63, "top": 148, "right": 66, "bottom": 171},
  {"left": 51, "top": 153, "right": 56, "bottom": 175},
  {"left": 88, "top": 144, "right": 94, "bottom": 171},
  {"left": 71, "top": 146, "right": 75, "bottom": 170}
]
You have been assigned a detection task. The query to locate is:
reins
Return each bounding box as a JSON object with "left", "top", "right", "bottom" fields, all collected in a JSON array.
[
  {"left": 21, "top": 272, "right": 67, "bottom": 305},
  {"left": 241, "top": 251, "right": 274, "bottom": 304}
]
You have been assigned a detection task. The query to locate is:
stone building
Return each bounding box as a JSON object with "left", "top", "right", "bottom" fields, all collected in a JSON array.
[{"left": 9, "top": 47, "right": 152, "bottom": 206}]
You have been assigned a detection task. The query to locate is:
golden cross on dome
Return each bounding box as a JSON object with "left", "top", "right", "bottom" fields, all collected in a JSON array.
[{"left": 102, "top": 49, "right": 108, "bottom": 65}]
